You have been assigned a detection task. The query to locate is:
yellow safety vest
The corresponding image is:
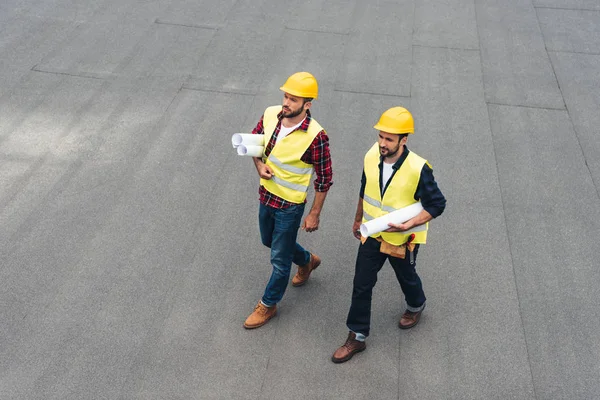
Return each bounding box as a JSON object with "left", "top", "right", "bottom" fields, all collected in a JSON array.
[
  {"left": 260, "top": 106, "right": 323, "bottom": 203},
  {"left": 362, "top": 143, "right": 429, "bottom": 245}
]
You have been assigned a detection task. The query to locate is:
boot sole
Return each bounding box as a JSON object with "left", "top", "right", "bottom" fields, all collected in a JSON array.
[
  {"left": 331, "top": 346, "right": 365, "bottom": 364},
  {"left": 291, "top": 259, "right": 321, "bottom": 287},
  {"left": 243, "top": 311, "right": 277, "bottom": 329},
  {"left": 398, "top": 320, "right": 420, "bottom": 329}
]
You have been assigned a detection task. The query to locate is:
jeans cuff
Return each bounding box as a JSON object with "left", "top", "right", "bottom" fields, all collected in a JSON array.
[
  {"left": 260, "top": 300, "right": 276, "bottom": 308},
  {"left": 351, "top": 331, "right": 366, "bottom": 342},
  {"left": 406, "top": 302, "right": 425, "bottom": 313}
]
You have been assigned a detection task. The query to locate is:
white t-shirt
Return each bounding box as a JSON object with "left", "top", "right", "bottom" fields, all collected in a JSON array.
[
  {"left": 382, "top": 161, "right": 395, "bottom": 188},
  {"left": 277, "top": 118, "right": 305, "bottom": 143}
]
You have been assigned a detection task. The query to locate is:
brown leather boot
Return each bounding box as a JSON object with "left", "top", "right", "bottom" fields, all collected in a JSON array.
[
  {"left": 244, "top": 302, "right": 277, "bottom": 329},
  {"left": 398, "top": 308, "right": 423, "bottom": 329},
  {"left": 331, "top": 332, "right": 366, "bottom": 363},
  {"left": 292, "top": 253, "right": 321, "bottom": 287}
]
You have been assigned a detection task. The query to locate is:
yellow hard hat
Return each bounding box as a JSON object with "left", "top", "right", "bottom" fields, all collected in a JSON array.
[
  {"left": 279, "top": 72, "right": 318, "bottom": 99},
  {"left": 373, "top": 107, "right": 414, "bottom": 134}
]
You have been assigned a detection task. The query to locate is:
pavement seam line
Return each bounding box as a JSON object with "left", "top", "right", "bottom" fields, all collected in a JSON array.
[
  {"left": 333, "top": 88, "right": 410, "bottom": 98},
  {"left": 534, "top": 6, "right": 600, "bottom": 12},
  {"left": 413, "top": 44, "right": 480, "bottom": 52},
  {"left": 30, "top": 66, "right": 106, "bottom": 81},
  {"left": 284, "top": 26, "right": 349, "bottom": 36},
  {"left": 535, "top": 5, "right": 568, "bottom": 111},
  {"left": 410, "top": 0, "right": 416, "bottom": 101},
  {"left": 181, "top": 86, "right": 256, "bottom": 96},
  {"left": 475, "top": 1, "right": 538, "bottom": 398},
  {"left": 548, "top": 49, "right": 600, "bottom": 56},
  {"left": 486, "top": 101, "right": 565, "bottom": 111},
  {"left": 154, "top": 19, "right": 221, "bottom": 30}
]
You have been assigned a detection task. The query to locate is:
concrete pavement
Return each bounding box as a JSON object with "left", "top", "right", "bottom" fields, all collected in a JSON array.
[{"left": 1, "top": 1, "right": 599, "bottom": 399}]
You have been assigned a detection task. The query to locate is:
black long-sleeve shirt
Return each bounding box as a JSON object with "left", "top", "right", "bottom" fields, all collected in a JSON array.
[{"left": 359, "top": 146, "right": 446, "bottom": 218}]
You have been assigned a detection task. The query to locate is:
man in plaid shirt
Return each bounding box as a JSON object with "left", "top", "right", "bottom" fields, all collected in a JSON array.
[{"left": 243, "top": 72, "right": 333, "bottom": 329}]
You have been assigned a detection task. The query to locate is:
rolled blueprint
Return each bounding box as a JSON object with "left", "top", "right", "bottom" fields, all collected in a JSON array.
[
  {"left": 237, "top": 144, "right": 264, "bottom": 157},
  {"left": 232, "top": 133, "right": 264, "bottom": 148},
  {"left": 360, "top": 202, "right": 426, "bottom": 237}
]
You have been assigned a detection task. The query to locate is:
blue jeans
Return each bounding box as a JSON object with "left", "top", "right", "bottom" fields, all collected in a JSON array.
[{"left": 259, "top": 203, "right": 311, "bottom": 306}]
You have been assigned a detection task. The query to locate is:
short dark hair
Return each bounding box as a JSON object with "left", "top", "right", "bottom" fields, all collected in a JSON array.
[
  {"left": 303, "top": 98, "right": 313, "bottom": 105},
  {"left": 398, "top": 133, "right": 408, "bottom": 140}
]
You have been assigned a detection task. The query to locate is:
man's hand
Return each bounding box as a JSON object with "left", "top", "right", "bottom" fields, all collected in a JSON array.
[
  {"left": 385, "top": 210, "right": 432, "bottom": 233},
  {"left": 301, "top": 212, "right": 320, "bottom": 232},
  {"left": 385, "top": 220, "right": 413, "bottom": 232},
  {"left": 253, "top": 158, "right": 273, "bottom": 179},
  {"left": 353, "top": 220, "right": 362, "bottom": 240},
  {"left": 302, "top": 191, "right": 327, "bottom": 233}
]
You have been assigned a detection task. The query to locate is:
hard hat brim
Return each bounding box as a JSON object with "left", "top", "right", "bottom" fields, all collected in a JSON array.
[
  {"left": 373, "top": 123, "right": 413, "bottom": 134},
  {"left": 279, "top": 86, "right": 318, "bottom": 99}
]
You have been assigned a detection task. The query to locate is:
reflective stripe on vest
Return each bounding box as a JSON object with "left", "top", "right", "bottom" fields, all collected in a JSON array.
[
  {"left": 270, "top": 175, "right": 309, "bottom": 192},
  {"left": 269, "top": 154, "right": 314, "bottom": 175},
  {"left": 362, "top": 142, "right": 429, "bottom": 245},
  {"left": 259, "top": 105, "right": 324, "bottom": 203},
  {"left": 363, "top": 194, "right": 396, "bottom": 213},
  {"left": 363, "top": 210, "right": 375, "bottom": 221}
]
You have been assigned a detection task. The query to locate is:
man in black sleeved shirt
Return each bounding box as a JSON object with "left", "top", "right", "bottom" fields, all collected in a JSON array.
[
  {"left": 332, "top": 107, "right": 446, "bottom": 363},
  {"left": 358, "top": 154, "right": 446, "bottom": 217}
]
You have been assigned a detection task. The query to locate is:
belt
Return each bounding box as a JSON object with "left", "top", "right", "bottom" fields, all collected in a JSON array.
[{"left": 361, "top": 234, "right": 416, "bottom": 259}]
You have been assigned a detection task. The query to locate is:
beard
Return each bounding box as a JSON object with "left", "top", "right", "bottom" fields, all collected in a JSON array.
[
  {"left": 282, "top": 105, "right": 304, "bottom": 118},
  {"left": 380, "top": 144, "right": 400, "bottom": 159}
]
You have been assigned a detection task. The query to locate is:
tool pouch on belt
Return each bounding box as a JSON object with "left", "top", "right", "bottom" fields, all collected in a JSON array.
[{"left": 361, "top": 236, "right": 415, "bottom": 258}]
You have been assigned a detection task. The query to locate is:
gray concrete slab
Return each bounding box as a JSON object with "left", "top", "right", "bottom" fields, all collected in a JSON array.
[
  {"left": 0, "top": 75, "right": 184, "bottom": 397},
  {"left": 286, "top": 0, "right": 358, "bottom": 34},
  {"left": 414, "top": 0, "right": 479, "bottom": 50},
  {"left": 488, "top": 104, "right": 600, "bottom": 399},
  {"left": 36, "top": 18, "right": 212, "bottom": 79},
  {"left": 0, "top": 14, "right": 76, "bottom": 95},
  {"left": 156, "top": 0, "right": 236, "bottom": 28},
  {"left": 260, "top": 29, "right": 345, "bottom": 98},
  {"left": 108, "top": 88, "right": 271, "bottom": 400},
  {"left": 1, "top": 0, "right": 600, "bottom": 399},
  {"left": 475, "top": 0, "right": 565, "bottom": 109},
  {"left": 408, "top": 45, "right": 535, "bottom": 400},
  {"left": 334, "top": 0, "right": 413, "bottom": 97},
  {"left": 1, "top": 0, "right": 105, "bottom": 22},
  {"left": 11, "top": 0, "right": 170, "bottom": 25},
  {"left": 538, "top": 8, "right": 600, "bottom": 54},
  {"left": 184, "top": 3, "right": 289, "bottom": 95}
]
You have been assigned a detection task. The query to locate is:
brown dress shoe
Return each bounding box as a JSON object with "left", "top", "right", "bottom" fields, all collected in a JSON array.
[
  {"left": 331, "top": 332, "right": 366, "bottom": 363},
  {"left": 244, "top": 302, "right": 277, "bottom": 329},
  {"left": 292, "top": 253, "right": 321, "bottom": 287},
  {"left": 398, "top": 308, "right": 424, "bottom": 329}
]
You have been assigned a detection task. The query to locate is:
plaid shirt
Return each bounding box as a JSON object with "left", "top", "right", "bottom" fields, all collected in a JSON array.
[{"left": 252, "top": 109, "right": 333, "bottom": 209}]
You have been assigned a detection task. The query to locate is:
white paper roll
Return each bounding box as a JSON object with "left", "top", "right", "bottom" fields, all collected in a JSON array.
[
  {"left": 360, "top": 202, "right": 425, "bottom": 237},
  {"left": 232, "top": 133, "right": 264, "bottom": 148},
  {"left": 237, "top": 145, "right": 264, "bottom": 157}
]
